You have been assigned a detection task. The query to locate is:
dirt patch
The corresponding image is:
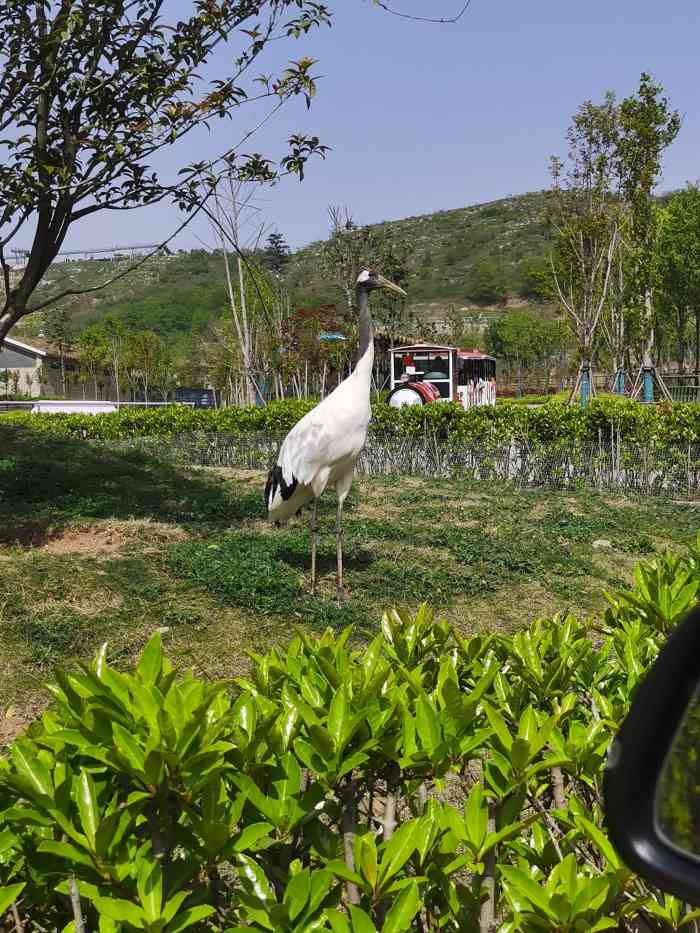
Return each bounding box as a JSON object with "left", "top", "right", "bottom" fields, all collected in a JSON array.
[
  {"left": 44, "top": 526, "right": 126, "bottom": 556},
  {"left": 0, "top": 699, "right": 47, "bottom": 747},
  {"left": 199, "top": 467, "right": 264, "bottom": 483},
  {"left": 110, "top": 519, "right": 188, "bottom": 544},
  {"left": 357, "top": 499, "right": 405, "bottom": 521},
  {"left": 528, "top": 501, "right": 549, "bottom": 520}
]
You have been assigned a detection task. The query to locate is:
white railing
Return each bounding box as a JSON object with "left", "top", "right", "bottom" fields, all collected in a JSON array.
[
  {"left": 0, "top": 400, "right": 194, "bottom": 414},
  {"left": 457, "top": 381, "right": 497, "bottom": 408}
]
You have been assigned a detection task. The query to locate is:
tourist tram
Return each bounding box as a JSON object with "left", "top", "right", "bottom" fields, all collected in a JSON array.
[{"left": 387, "top": 343, "right": 496, "bottom": 409}]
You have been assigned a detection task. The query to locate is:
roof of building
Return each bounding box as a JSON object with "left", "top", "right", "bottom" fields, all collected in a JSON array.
[
  {"left": 392, "top": 343, "right": 496, "bottom": 361},
  {"left": 3, "top": 335, "right": 79, "bottom": 360},
  {"left": 3, "top": 336, "right": 47, "bottom": 357}
]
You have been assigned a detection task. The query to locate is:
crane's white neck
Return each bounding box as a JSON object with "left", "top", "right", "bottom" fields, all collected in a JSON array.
[{"left": 354, "top": 283, "right": 374, "bottom": 383}]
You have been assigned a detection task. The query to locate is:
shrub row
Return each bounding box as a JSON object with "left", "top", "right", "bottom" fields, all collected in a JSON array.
[
  {"left": 4, "top": 397, "right": 700, "bottom": 446},
  {"left": 0, "top": 545, "right": 698, "bottom": 929}
]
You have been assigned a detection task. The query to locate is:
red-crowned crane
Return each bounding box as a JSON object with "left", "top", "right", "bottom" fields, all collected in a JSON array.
[{"left": 265, "top": 268, "right": 407, "bottom": 605}]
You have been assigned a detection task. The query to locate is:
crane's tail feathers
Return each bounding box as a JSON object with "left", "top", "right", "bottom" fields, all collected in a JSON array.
[{"left": 264, "top": 464, "right": 298, "bottom": 512}]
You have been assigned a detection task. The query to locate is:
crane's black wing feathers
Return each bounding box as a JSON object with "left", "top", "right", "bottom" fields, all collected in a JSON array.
[{"left": 264, "top": 464, "right": 299, "bottom": 510}]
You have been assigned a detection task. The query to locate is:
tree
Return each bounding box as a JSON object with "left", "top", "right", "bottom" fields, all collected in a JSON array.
[
  {"left": 548, "top": 92, "right": 621, "bottom": 404},
  {"left": 487, "top": 311, "right": 566, "bottom": 395},
  {"left": 320, "top": 206, "right": 412, "bottom": 391},
  {"left": 518, "top": 258, "right": 553, "bottom": 303},
  {"left": 654, "top": 187, "right": 700, "bottom": 375},
  {"left": 439, "top": 306, "right": 484, "bottom": 350},
  {"left": 77, "top": 324, "right": 108, "bottom": 399},
  {"left": 0, "top": 1, "right": 330, "bottom": 346},
  {"left": 41, "top": 306, "right": 74, "bottom": 396},
  {"left": 264, "top": 232, "right": 292, "bottom": 275},
  {"left": 614, "top": 73, "right": 680, "bottom": 398},
  {"left": 207, "top": 178, "right": 281, "bottom": 406},
  {"left": 468, "top": 263, "right": 508, "bottom": 306},
  {"left": 125, "top": 330, "right": 167, "bottom": 404},
  {"left": 101, "top": 316, "right": 128, "bottom": 404}
]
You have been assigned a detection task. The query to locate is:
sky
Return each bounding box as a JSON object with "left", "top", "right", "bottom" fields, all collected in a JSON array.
[{"left": 60, "top": 0, "right": 700, "bottom": 253}]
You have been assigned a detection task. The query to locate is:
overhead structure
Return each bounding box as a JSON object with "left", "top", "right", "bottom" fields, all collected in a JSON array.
[{"left": 387, "top": 344, "right": 496, "bottom": 409}]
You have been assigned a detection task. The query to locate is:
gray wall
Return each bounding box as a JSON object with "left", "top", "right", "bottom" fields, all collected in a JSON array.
[{"left": 0, "top": 345, "right": 37, "bottom": 368}]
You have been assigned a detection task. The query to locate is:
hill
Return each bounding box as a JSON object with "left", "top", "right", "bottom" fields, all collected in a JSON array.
[
  {"left": 287, "top": 190, "right": 550, "bottom": 315},
  {"left": 14, "top": 190, "right": 551, "bottom": 344}
]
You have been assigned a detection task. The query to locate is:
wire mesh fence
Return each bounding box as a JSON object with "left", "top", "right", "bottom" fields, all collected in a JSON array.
[{"left": 101, "top": 430, "right": 700, "bottom": 499}]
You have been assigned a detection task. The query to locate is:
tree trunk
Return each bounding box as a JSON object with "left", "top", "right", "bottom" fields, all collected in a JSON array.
[
  {"left": 551, "top": 767, "right": 566, "bottom": 809},
  {"left": 479, "top": 801, "right": 499, "bottom": 933},
  {"left": 677, "top": 306, "right": 687, "bottom": 374},
  {"left": 642, "top": 289, "right": 654, "bottom": 369},
  {"left": 339, "top": 779, "right": 360, "bottom": 906}
]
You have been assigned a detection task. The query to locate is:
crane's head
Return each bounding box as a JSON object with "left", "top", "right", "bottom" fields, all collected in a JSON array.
[{"left": 356, "top": 268, "right": 407, "bottom": 297}]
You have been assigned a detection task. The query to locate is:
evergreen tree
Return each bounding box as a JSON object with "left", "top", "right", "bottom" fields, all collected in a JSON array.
[{"left": 264, "top": 232, "right": 292, "bottom": 275}]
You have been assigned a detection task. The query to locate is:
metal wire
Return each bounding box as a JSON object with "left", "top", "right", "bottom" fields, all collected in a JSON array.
[{"left": 101, "top": 431, "right": 700, "bottom": 500}]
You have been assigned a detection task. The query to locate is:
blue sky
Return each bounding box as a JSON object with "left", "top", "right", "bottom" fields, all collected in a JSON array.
[{"left": 65, "top": 0, "right": 700, "bottom": 252}]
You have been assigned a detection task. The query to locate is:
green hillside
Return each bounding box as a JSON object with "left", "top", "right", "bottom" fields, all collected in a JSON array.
[
  {"left": 287, "top": 190, "right": 550, "bottom": 312},
  {"left": 15, "top": 190, "right": 551, "bottom": 343}
]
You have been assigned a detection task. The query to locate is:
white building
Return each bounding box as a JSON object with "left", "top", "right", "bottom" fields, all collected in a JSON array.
[{"left": 0, "top": 336, "right": 120, "bottom": 400}]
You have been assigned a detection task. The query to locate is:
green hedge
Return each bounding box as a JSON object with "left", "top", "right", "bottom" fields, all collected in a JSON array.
[
  {"left": 0, "top": 546, "right": 697, "bottom": 929},
  {"left": 3, "top": 398, "right": 700, "bottom": 445}
]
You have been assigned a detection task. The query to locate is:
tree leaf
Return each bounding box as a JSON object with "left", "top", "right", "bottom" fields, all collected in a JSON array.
[
  {"left": 348, "top": 905, "right": 376, "bottom": 933},
  {"left": 93, "top": 896, "right": 146, "bottom": 926},
  {"left": 137, "top": 633, "right": 163, "bottom": 686},
  {"left": 165, "top": 905, "right": 216, "bottom": 933},
  {"left": 0, "top": 884, "right": 25, "bottom": 917},
  {"left": 137, "top": 852, "right": 163, "bottom": 923},
  {"left": 382, "top": 879, "right": 421, "bottom": 933},
  {"left": 76, "top": 770, "right": 99, "bottom": 850},
  {"left": 11, "top": 738, "right": 53, "bottom": 799}
]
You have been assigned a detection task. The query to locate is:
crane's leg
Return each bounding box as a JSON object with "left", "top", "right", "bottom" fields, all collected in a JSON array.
[
  {"left": 335, "top": 497, "right": 344, "bottom": 607},
  {"left": 310, "top": 499, "right": 318, "bottom": 596},
  {"left": 335, "top": 473, "right": 353, "bottom": 607}
]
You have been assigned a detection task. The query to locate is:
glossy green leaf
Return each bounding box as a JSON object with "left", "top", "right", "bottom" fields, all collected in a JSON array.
[
  {"left": 93, "top": 896, "right": 146, "bottom": 926},
  {"left": 11, "top": 739, "right": 53, "bottom": 799},
  {"left": 137, "top": 853, "right": 163, "bottom": 923},
  {"left": 76, "top": 770, "right": 99, "bottom": 849},
  {"left": 348, "top": 905, "right": 376, "bottom": 933},
  {"left": 0, "top": 884, "right": 25, "bottom": 917},
  {"left": 165, "top": 905, "right": 216, "bottom": 933},
  {"left": 137, "top": 633, "right": 163, "bottom": 686},
  {"left": 382, "top": 879, "right": 421, "bottom": 933}
]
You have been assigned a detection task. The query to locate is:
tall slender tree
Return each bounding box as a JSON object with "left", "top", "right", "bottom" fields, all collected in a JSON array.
[
  {"left": 42, "top": 306, "right": 74, "bottom": 397},
  {"left": 548, "top": 93, "right": 621, "bottom": 404},
  {"left": 77, "top": 324, "right": 108, "bottom": 399},
  {"left": 614, "top": 73, "right": 680, "bottom": 401},
  {"left": 654, "top": 186, "right": 700, "bottom": 378}
]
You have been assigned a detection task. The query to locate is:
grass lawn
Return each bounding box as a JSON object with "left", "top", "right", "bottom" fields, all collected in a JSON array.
[{"left": 0, "top": 422, "right": 698, "bottom": 736}]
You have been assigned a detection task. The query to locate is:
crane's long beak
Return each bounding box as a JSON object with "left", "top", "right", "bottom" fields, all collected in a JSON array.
[{"left": 377, "top": 274, "right": 407, "bottom": 297}]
